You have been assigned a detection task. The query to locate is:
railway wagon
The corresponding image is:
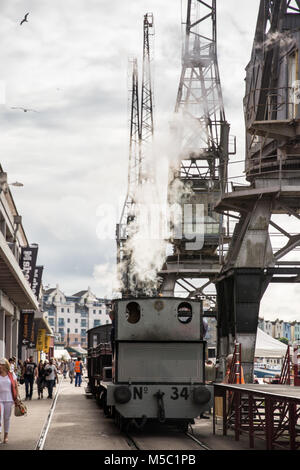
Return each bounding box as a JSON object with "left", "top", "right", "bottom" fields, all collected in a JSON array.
[
  {"left": 86, "top": 324, "right": 112, "bottom": 400},
  {"left": 87, "top": 297, "right": 213, "bottom": 430}
]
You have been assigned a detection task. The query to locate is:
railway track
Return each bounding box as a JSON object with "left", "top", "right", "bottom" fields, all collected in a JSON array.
[
  {"left": 35, "top": 377, "right": 63, "bottom": 450},
  {"left": 123, "top": 425, "right": 211, "bottom": 451}
]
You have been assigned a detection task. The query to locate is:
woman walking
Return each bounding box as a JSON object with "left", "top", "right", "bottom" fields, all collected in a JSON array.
[
  {"left": 0, "top": 358, "right": 18, "bottom": 444},
  {"left": 37, "top": 360, "right": 46, "bottom": 399}
]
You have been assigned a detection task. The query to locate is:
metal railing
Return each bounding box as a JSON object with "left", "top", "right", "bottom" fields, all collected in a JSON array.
[
  {"left": 246, "top": 151, "right": 300, "bottom": 178},
  {"left": 245, "top": 86, "right": 298, "bottom": 124}
]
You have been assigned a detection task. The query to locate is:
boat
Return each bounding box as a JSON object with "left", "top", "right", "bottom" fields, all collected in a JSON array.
[{"left": 254, "top": 363, "right": 281, "bottom": 378}]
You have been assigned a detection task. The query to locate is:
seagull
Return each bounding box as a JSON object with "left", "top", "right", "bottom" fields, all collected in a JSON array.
[
  {"left": 20, "top": 13, "right": 29, "bottom": 25},
  {"left": 11, "top": 107, "right": 38, "bottom": 113}
]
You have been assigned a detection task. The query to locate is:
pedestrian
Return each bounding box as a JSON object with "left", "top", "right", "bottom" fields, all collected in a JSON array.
[
  {"left": 223, "top": 354, "right": 245, "bottom": 384},
  {"left": 16, "top": 360, "right": 23, "bottom": 383},
  {"left": 68, "top": 359, "right": 75, "bottom": 384},
  {"left": 36, "top": 360, "right": 46, "bottom": 399},
  {"left": 264, "top": 373, "right": 280, "bottom": 385},
  {"left": 44, "top": 359, "right": 58, "bottom": 399},
  {"left": 74, "top": 357, "right": 83, "bottom": 387},
  {"left": 62, "top": 361, "right": 68, "bottom": 379},
  {"left": 8, "top": 358, "right": 16, "bottom": 373},
  {"left": 0, "top": 358, "right": 19, "bottom": 444},
  {"left": 22, "top": 356, "right": 37, "bottom": 400}
]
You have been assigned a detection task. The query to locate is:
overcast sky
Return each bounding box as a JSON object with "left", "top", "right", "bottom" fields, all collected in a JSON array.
[{"left": 1, "top": 0, "right": 299, "bottom": 321}]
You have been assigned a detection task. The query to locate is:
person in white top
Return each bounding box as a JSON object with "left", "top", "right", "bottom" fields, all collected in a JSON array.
[
  {"left": 0, "top": 358, "right": 18, "bottom": 444},
  {"left": 9, "top": 357, "right": 15, "bottom": 373}
]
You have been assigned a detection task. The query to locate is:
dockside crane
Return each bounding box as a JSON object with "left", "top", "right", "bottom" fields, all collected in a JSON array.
[
  {"left": 159, "top": 0, "right": 233, "bottom": 306},
  {"left": 215, "top": 0, "right": 300, "bottom": 382}
]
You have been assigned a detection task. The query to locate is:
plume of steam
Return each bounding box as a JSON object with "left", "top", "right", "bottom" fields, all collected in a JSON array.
[
  {"left": 93, "top": 263, "right": 122, "bottom": 299},
  {"left": 119, "top": 112, "right": 202, "bottom": 297}
]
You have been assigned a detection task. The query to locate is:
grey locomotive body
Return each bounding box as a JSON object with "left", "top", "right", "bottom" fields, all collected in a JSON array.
[{"left": 87, "top": 297, "right": 213, "bottom": 429}]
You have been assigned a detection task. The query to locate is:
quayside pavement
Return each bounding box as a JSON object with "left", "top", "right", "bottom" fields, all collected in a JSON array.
[
  {"left": 1, "top": 375, "right": 129, "bottom": 451},
  {"left": 1, "top": 375, "right": 266, "bottom": 451}
]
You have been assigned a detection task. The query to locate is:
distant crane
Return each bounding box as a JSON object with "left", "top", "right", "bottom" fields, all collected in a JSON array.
[{"left": 116, "top": 13, "right": 155, "bottom": 297}]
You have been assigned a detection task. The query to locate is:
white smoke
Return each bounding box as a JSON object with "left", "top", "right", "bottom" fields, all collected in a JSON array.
[
  {"left": 93, "top": 263, "right": 122, "bottom": 299},
  {"left": 120, "top": 113, "right": 200, "bottom": 296}
]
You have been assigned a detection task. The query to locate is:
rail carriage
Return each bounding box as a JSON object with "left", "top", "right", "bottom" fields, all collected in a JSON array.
[{"left": 86, "top": 297, "right": 213, "bottom": 430}]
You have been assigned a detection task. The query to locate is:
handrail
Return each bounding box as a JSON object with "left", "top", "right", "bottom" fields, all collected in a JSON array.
[
  {"left": 245, "top": 86, "right": 298, "bottom": 123},
  {"left": 279, "top": 345, "right": 292, "bottom": 385}
]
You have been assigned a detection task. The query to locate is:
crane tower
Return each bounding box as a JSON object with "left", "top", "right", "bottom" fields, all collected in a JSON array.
[
  {"left": 116, "top": 13, "right": 155, "bottom": 298},
  {"left": 160, "top": 0, "right": 232, "bottom": 306}
]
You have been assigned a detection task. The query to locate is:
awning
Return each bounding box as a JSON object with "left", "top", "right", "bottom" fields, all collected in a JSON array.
[
  {"left": 255, "top": 328, "right": 288, "bottom": 358},
  {"left": 66, "top": 345, "right": 87, "bottom": 356},
  {"left": 54, "top": 349, "right": 71, "bottom": 360},
  {"left": 34, "top": 314, "right": 53, "bottom": 335},
  {"left": 0, "top": 231, "right": 39, "bottom": 310}
]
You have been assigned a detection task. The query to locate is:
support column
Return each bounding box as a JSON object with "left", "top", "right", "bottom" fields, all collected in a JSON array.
[
  {"left": 217, "top": 268, "right": 267, "bottom": 383},
  {"left": 0, "top": 309, "right": 4, "bottom": 358},
  {"left": 5, "top": 314, "right": 12, "bottom": 359},
  {"left": 12, "top": 318, "right": 18, "bottom": 359},
  {"left": 160, "top": 274, "right": 177, "bottom": 297}
]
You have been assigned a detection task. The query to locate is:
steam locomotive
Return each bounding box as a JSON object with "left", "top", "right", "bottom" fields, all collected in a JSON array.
[{"left": 86, "top": 297, "right": 213, "bottom": 430}]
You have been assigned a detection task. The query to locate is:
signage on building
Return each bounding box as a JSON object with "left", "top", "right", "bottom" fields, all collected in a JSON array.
[
  {"left": 19, "top": 311, "right": 34, "bottom": 346},
  {"left": 19, "top": 245, "right": 38, "bottom": 287},
  {"left": 44, "top": 335, "right": 50, "bottom": 353},
  {"left": 27, "top": 319, "right": 39, "bottom": 349},
  {"left": 36, "top": 328, "right": 46, "bottom": 351},
  {"left": 31, "top": 266, "right": 43, "bottom": 298}
]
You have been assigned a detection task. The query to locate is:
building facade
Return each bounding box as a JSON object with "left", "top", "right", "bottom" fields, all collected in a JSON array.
[
  {"left": 295, "top": 323, "right": 300, "bottom": 342},
  {"left": 0, "top": 167, "right": 45, "bottom": 360},
  {"left": 43, "top": 286, "right": 111, "bottom": 349},
  {"left": 259, "top": 318, "right": 300, "bottom": 344}
]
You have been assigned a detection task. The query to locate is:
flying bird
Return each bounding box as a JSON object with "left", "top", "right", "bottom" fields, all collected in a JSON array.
[
  {"left": 20, "top": 13, "right": 29, "bottom": 25},
  {"left": 11, "top": 107, "right": 38, "bottom": 113}
]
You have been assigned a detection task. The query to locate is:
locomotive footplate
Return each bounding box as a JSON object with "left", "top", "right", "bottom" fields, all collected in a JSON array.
[{"left": 101, "top": 381, "right": 213, "bottom": 420}]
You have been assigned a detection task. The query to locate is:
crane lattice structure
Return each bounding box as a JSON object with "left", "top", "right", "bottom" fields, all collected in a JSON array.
[
  {"left": 160, "top": 0, "right": 232, "bottom": 306},
  {"left": 215, "top": 0, "right": 300, "bottom": 382},
  {"left": 116, "top": 14, "right": 155, "bottom": 298}
]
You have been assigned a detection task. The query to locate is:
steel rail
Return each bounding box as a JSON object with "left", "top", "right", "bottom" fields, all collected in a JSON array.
[
  {"left": 185, "top": 430, "right": 211, "bottom": 450},
  {"left": 35, "top": 377, "right": 63, "bottom": 451}
]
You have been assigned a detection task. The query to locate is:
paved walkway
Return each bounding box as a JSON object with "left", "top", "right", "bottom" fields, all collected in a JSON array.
[
  {"left": 0, "top": 375, "right": 130, "bottom": 450},
  {"left": 1, "top": 377, "right": 58, "bottom": 450}
]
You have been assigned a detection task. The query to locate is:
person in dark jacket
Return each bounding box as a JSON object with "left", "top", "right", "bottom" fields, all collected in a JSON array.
[
  {"left": 36, "top": 360, "right": 46, "bottom": 399},
  {"left": 22, "top": 356, "right": 37, "bottom": 401}
]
